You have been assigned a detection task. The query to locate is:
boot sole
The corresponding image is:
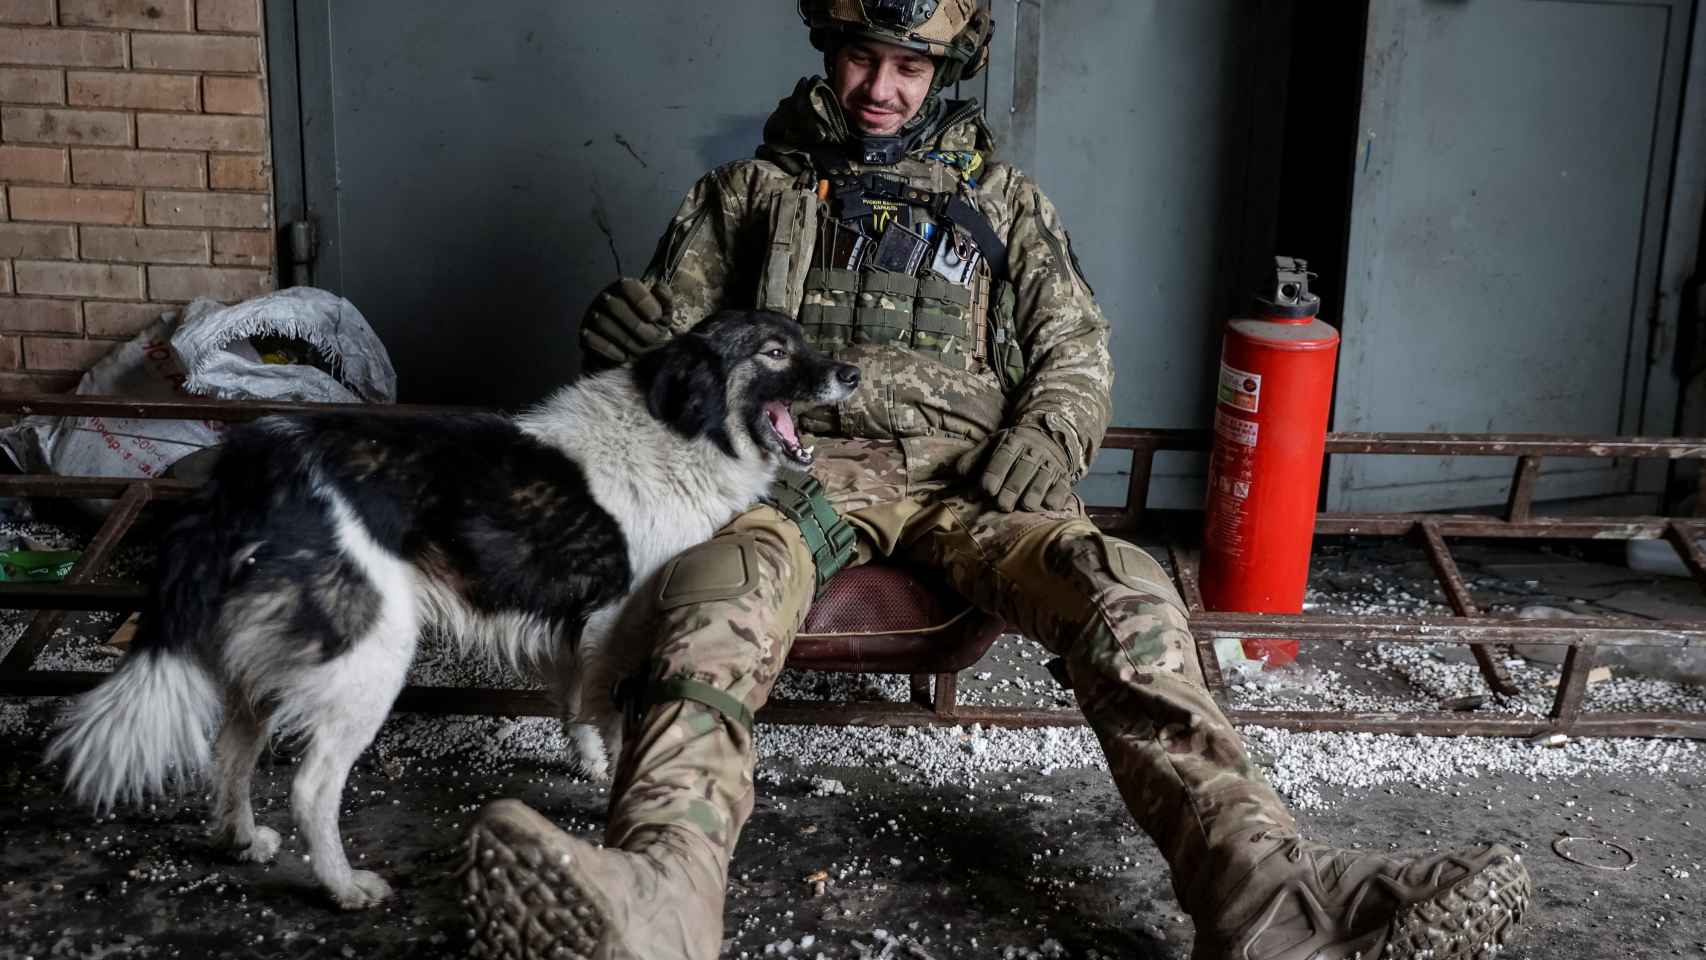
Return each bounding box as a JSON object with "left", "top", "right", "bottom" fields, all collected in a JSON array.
[
  {"left": 1384, "top": 853, "right": 1532, "bottom": 959},
  {"left": 460, "top": 799, "right": 613, "bottom": 960}
]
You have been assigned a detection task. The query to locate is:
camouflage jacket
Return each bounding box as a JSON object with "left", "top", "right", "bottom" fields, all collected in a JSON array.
[{"left": 639, "top": 77, "right": 1114, "bottom": 480}]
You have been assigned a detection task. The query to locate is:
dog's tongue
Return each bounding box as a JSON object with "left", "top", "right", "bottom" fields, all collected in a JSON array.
[{"left": 765, "top": 401, "right": 800, "bottom": 447}]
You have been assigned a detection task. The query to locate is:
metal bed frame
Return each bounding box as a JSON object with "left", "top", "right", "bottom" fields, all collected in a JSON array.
[{"left": 4, "top": 394, "right": 1703, "bottom": 739}]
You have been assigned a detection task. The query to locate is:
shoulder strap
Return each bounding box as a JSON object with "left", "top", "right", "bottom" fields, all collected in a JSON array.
[{"left": 935, "top": 194, "right": 1009, "bottom": 284}]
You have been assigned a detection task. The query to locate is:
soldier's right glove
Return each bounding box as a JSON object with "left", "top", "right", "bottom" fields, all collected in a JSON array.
[
  {"left": 956, "top": 424, "right": 1076, "bottom": 513},
  {"left": 579, "top": 278, "right": 673, "bottom": 371}
]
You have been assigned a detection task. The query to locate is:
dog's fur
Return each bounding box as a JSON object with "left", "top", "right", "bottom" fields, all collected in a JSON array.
[{"left": 47, "top": 310, "right": 858, "bottom": 909}]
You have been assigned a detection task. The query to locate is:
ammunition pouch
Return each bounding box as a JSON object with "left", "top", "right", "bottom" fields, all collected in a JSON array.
[
  {"left": 855, "top": 270, "right": 917, "bottom": 345},
  {"left": 913, "top": 274, "right": 973, "bottom": 365}
]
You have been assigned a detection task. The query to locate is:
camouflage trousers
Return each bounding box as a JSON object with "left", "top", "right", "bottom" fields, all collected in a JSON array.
[{"left": 607, "top": 439, "right": 1296, "bottom": 918}]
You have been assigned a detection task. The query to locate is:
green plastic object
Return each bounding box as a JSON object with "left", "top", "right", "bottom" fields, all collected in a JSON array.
[{"left": 0, "top": 549, "right": 82, "bottom": 582}]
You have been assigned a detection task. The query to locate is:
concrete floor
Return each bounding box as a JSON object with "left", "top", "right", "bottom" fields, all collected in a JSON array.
[{"left": 3, "top": 536, "right": 1706, "bottom": 959}]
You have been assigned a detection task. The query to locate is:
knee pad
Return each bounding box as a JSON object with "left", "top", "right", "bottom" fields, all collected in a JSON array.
[
  {"left": 1093, "top": 533, "right": 1188, "bottom": 618},
  {"left": 1037, "top": 522, "right": 1188, "bottom": 618},
  {"left": 634, "top": 531, "right": 788, "bottom": 734},
  {"left": 1045, "top": 526, "right": 1197, "bottom": 681},
  {"left": 657, "top": 533, "right": 763, "bottom": 609}
]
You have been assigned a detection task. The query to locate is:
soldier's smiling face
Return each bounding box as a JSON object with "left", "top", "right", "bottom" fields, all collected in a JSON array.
[{"left": 830, "top": 40, "right": 935, "bottom": 136}]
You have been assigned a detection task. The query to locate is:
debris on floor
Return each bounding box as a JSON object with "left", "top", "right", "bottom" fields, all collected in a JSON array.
[
  {"left": 1, "top": 533, "right": 1705, "bottom": 957},
  {"left": 1542, "top": 665, "right": 1613, "bottom": 689}
]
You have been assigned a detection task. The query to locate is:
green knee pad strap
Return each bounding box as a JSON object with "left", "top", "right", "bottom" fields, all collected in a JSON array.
[
  {"left": 618, "top": 664, "right": 756, "bottom": 734},
  {"left": 646, "top": 676, "right": 755, "bottom": 734},
  {"left": 763, "top": 471, "right": 857, "bottom": 592}
]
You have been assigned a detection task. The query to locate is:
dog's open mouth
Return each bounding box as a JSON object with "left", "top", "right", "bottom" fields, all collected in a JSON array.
[{"left": 763, "top": 400, "right": 814, "bottom": 466}]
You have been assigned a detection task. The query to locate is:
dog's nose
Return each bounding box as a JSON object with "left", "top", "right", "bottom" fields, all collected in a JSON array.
[{"left": 835, "top": 364, "right": 861, "bottom": 388}]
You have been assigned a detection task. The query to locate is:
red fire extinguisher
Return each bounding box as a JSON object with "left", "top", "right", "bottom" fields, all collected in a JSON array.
[{"left": 1199, "top": 256, "right": 1340, "bottom": 667}]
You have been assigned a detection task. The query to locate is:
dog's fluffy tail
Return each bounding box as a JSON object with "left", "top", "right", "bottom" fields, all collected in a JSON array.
[
  {"left": 47, "top": 427, "right": 291, "bottom": 811},
  {"left": 47, "top": 644, "right": 220, "bottom": 812}
]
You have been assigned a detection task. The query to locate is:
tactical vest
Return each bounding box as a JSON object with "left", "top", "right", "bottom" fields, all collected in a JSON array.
[{"left": 755, "top": 149, "right": 1025, "bottom": 392}]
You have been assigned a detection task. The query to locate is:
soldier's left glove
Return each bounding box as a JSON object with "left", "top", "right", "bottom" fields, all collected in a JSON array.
[{"left": 956, "top": 425, "right": 1076, "bottom": 513}]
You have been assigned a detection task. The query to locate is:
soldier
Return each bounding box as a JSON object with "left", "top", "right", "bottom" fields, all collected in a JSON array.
[{"left": 461, "top": 3, "right": 1532, "bottom": 958}]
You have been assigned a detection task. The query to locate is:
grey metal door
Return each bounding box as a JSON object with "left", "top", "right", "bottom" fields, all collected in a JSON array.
[
  {"left": 1330, "top": 0, "right": 1699, "bottom": 511},
  {"left": 270, "top": 1, "right": 820, "bottom": 406}
]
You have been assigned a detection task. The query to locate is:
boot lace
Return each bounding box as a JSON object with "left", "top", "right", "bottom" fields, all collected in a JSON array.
[{"left": 1250, "top": 828, "right": 1307, "bottom": 863}]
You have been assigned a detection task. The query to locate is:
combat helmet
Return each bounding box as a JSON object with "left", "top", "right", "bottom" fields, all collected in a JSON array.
[{"left": 798, "top": 0, "right": 993, "bottom": 92}]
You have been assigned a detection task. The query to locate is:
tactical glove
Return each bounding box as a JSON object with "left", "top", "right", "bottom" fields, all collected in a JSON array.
[
  {"left": 579, "top": 278, "right": 674, "bottom": 370},
  {"left": 956, "top": 424, "right": 1076, "bottom": 513}
]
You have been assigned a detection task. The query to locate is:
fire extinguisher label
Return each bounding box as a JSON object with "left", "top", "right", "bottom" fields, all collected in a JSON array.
[
  {"left": 1207, "top": 410, "right": 1260, "bottom": 562},
  {"left": 1213, "top": 412, "right": 1259, "bottom": 447},
  {"left": 1217, "top": 363, "right": 1262, "bottom": 413}
]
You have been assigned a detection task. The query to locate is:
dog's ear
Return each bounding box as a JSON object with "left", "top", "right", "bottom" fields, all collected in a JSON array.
[{"left": 633, "top": 332, "right": 728, "bottom": 441}]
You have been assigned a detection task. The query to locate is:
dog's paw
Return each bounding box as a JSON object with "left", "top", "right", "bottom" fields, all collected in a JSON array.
[
  {"left": 332, "top": 870, "right": 393, "bottom": 910},
  {"left": 212, "top": 823, "right": 282, "bottom": 863},
  {"left": 565, "top": 722, "right": 611, "bottom": 781},
  {"left": 236, "top": 825, "right": 282, "bottom": 863}
]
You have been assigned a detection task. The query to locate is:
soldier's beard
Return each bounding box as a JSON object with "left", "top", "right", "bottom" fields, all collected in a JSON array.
[{"left": 845, "top": 96, "right": 914, "bottom": 135}]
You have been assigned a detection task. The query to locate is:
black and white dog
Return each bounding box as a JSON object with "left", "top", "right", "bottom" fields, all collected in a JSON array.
[{"left": 47, "top": 310, "right": 858, "bottom": 909}]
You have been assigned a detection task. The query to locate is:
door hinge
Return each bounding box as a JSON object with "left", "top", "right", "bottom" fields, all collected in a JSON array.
[{"left": 286, "top": 218, "right": 319, "bottom": 287}]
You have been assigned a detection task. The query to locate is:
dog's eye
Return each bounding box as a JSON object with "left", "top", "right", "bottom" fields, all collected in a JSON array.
[{"left": 764, "top": 348, "right": 788, "bottom": 360}]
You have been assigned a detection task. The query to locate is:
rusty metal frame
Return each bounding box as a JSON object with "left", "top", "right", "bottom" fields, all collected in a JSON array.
[
  {"left": 1085, "top": 428, "right": 1706, "bottom": 740},
  {"left": 4, "top": 396, "right": 1706, "bottom": 739}
]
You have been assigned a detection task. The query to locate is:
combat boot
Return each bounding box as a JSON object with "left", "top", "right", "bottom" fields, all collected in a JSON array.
[
  {"left": 462, "top": 787, "right": 726, "bottom": 960},
  {"left": 1189, "top": 828, "right": 1530, "bottom": 960},
  {"left": 463, "top": 515, "right": 817, "bottom": 960},
  {"left": 462, "top": 682, "right": 765, "bottom": 960},
  {"left": 1047, "top": 548, "right": 1530, "bottom": 960}
]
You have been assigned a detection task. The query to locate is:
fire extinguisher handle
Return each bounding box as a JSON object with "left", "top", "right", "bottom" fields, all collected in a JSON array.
[{"left": 1255, "top": 255, "right": 1321, "bottom": 319}]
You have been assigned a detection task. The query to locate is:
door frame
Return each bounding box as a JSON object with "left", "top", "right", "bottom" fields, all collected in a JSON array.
[
  {"left": 265, "top": 0, "right": 344, "bottom": 293},
  {"left": 1652, "top": 0, "right": 1706, "bottom": 496}
]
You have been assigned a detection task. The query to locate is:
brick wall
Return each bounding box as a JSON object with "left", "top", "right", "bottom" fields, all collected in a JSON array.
[{"left": 0, "top": 0, "right": 273, "bottom": 394}]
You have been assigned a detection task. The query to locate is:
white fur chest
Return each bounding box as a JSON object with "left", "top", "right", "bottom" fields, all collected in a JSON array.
[
  {"left": 516, "top": 372, "right": 777, "bottom": 588},
  {"left": 589, "top": 463, "right": 761, "bottom": 584}
]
